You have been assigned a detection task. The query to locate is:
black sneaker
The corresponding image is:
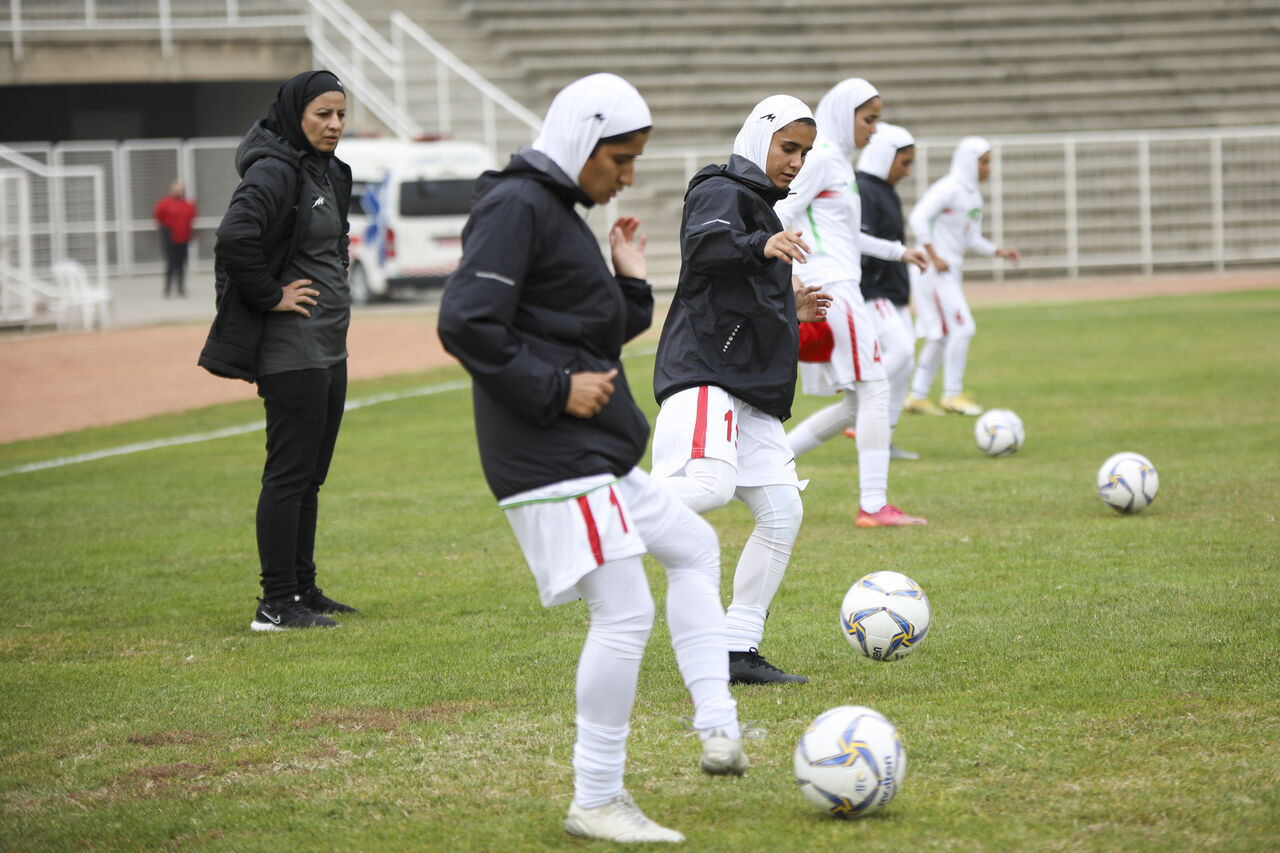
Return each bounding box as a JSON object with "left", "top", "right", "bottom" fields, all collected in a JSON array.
[
  {"left": 251, "top": 595, "right": 338, "bottom": 631},
  {"left": 729, "top": 648, "right": 808, "bottom": 685},
  {"left": 298, "top": 586, "right": 358, "bottom": 615}
]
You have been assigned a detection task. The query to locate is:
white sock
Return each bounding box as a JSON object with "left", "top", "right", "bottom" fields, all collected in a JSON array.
[
  {"left": 887, "top": 343, "right": 913, "bottom": 432},
  {"left": 912, "top": 337, "right": 944, "bottom": 399},
  {"left": 854, "top": 379, "right": 891, "bottom": 512},
  {"left": 572, "top": 557, "right": 654, "bottom": 808},
  {"left": 572, "top": 718, "right": 629, "bottom": 809},
  {"left": 943, "top": 331, "right": 974, "bottom": 398},
  {"left": 724, "top": 485, "right": 803, "bottom": 651}
]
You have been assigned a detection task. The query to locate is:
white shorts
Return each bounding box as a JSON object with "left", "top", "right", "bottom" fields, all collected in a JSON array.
[
  {"left": 866, "top": 297, "right": 915, "bottom": 360},
  {"left": 651, "top": 385, "right": 800, "bottom": 489},
  {"left": 501, "top": 467, "right": 712, "bottom": 607},
  {"left": 798, "top": 283, "right": 886, "bottom": 394},
  {"left": 912, "top": 267, "right": 975, "bottom": 342}
]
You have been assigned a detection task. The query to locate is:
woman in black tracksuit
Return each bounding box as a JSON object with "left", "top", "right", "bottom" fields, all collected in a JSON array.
[
  {"left": 437, "top": 73, "right": 745, "bottom": 844},
  {"left": 199, "top": 70, "right": 356, "bottom": 631}
]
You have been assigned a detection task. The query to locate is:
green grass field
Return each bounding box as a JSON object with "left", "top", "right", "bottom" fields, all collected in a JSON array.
[{"left": 2, "top": 289, "right": 1278, "bottom": 851}]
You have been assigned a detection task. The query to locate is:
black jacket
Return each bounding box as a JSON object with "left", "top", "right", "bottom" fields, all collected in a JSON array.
[
  {"left": 653, "top": 155, "right": 798, "bottom": 421},
  {"left": 856, "top": 170, "right": 909, "bottom": 306},
  {"left": 198, "top": 120, "right": 352, "bottom": 382},
  {"left": 437, "top": 149, "right": 653, "bottom": 501}
]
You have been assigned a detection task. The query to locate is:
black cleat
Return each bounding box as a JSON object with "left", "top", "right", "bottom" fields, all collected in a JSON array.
[
  {"left": 299, "top": 586, "right": 358, "bottom": 615},
  {"left": 729, "top": 648, "right": 808, "bottom": 685},
  {"left": 251, "top": 595, "right": 338, "bottom": 631}
]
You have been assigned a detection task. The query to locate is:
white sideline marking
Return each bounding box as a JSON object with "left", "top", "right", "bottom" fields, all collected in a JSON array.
[
  {"left": 0, "top": 380, "right": 471, "bottom": 478},
  {"left": 0, "top": 345, "right": 660, "bottom": 479}
]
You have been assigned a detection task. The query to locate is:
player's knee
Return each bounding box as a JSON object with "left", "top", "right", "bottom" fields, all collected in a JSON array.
[
  {"left": 591, "top": 591, "right": 655, "bottom": 649},
  {"left": 748, "top": 485, "right": 804, "bottom": 542}
]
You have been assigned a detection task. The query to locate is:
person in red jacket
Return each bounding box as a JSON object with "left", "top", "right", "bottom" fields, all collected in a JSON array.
[{"left": 153, "top": 180, "right": 197, "bottom": 297}]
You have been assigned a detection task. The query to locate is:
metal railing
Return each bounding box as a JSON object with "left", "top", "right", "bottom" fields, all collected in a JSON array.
[
  {"left": 2, "top": 0, "right": 306, "bottom": 59},
  {"left": 628, "top": 126, "right": 1280, "bottom": 287},
  {"left": 0, "top": 143, "right": 109, "bottom": 326}
]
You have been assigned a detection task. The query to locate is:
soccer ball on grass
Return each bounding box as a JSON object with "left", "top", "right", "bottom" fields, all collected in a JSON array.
[
  {"left": 1097, "top": 452, "right": 1159, "bottom": 513},
  {"left": 974, "top": 408, "right": 1025, "bottom": 456},
  {"left": 840, "top": 571, "right": 930, "bottom": 661},
  {"left": 794, "top": 705, "right": 907, "bottom": 816}
]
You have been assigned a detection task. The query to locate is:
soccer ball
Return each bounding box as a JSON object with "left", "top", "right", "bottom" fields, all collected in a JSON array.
[
  {"left": 974, "top": 408, "right": 1025, "bottom": 456},
  {"left": 794, "top": 705, "right": 907, "bottom": 816},
  {"left": 840, "top": 571, "right": 931, "bottom": 661},
  {"left": 1097, "top": 452, "right": 1159, "bottom": 513}
]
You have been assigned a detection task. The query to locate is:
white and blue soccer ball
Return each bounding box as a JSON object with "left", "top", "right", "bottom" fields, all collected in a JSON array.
[
  {"left": 1097, "top": 452, "right": 1159, "bottom": 514},
  {"left": 840, "top": 571, "right": 931, "bottom": 661},
  {"left": 974, "top": 408, "right": 1025, "bottom": 456},
  {"left": 794, "top": 705, "right": 907, "bottom": 817}
]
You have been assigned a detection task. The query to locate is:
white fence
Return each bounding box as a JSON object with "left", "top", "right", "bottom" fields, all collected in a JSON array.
[
  {"left": 2, "top": 0, "right": 305, "bottom": 59},
  {"left": 629, "top": 126, "right": 1280, "bottom": 287},
  {"left": 1, "top": 126, "right": 1277, "bottom": 312}
]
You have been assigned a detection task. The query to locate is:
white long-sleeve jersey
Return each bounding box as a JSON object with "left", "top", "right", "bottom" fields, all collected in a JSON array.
[
  {"left": 907, "top": 174, "right": 997, "bottom": 271},
  {"left": 774, "top": 139, "right": 906, "bottom": 289}
]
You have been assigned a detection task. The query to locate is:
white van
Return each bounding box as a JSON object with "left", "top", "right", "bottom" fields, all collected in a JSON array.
[{"left": 337, "top": 138, "right": 497, "bottom": 303}]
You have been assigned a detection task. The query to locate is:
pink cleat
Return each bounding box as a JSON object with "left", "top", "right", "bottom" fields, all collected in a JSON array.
[{"left": 856, "top": 504, "right": 928, "bottom": 528}]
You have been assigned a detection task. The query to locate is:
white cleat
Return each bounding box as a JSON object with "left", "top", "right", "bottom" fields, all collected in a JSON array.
[
  {"left": 564, "top": 791, "right": 685, "bottom": 843},
  {"left": 699, "top": 729, "right": 749, "bottom": 776}
]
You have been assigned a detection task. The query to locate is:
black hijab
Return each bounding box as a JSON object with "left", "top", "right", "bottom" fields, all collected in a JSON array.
[{"left": 264, "top": 70, "right": 345, "bottom": 156}]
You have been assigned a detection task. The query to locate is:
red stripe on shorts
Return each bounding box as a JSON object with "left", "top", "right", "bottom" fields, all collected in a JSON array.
[
  {"left": 816, "top": 189, "right": 840, "bottom": 199},
  {"left": 933, "top": 288, "right": 948, "bottom": 337},
  {"left": 846, "top": 304, "right": 862, "bottom": 381},
  {"left": 577, "top": 495, "right": 605, "bottom": 566},
  {"left": 691, "top": 386, "right": 709, "bottom": 459}
]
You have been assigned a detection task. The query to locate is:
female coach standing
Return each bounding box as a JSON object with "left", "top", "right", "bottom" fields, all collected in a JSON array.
[
  {"left": 438, "top": 73, "right": 747, "bottom": 844},
  {"left": 198, "top": 70, "right": 357, "bottom": 631}
]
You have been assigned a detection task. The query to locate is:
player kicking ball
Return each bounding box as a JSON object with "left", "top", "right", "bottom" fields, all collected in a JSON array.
[
  {"left": 651, "top": 95, "right": 829, "bottom": 686},
  {"left": 439, "top": 74, "right": 747, "bottom": 845}
]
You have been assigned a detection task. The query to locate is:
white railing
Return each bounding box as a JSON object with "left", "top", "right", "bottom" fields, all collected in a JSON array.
[
  {"left": 390, "top": 11, "right": 541, "bottom": 156},
  {"left": 2, "top": 0, "right": 305, "bottom": 59},
  {"left": 627, "top": 125, "right": 1280, "bottom": 287},
  {"left": 0, "top": 143, "right": 110, "bottom": 327},
  {"left": 305, "top": 0, "right": 422, "bottom": 141}
]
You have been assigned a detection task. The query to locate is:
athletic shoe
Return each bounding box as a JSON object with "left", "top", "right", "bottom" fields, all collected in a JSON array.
[
  {"left": 299, "top": 585, "right": 358, "bottom": 614},
  {"left": 843, "top": 427, "right": 857, "bottom": 440},
  {"left": 904, "top": 394, "right": 945, "bottom": 416},
  {"left": 564, "top": 791, "right": 685, "bottom": 843},
  {"left": 890, "top": 444, "right": 920, "bottom": 460},
  {"left": 856, "top": 505, "right": 929, "bottom": 528},
  {"left": 941, "top": 393, "right": 983, "bottom": 415},
  {"left": 729, "top": 648, "right": 808, "bottom": 685},
  {"left": 250, "top": 595, "right": 338, "bottom": 631},
  {"left": 700, "top": 729, "right": 749, "bottom": 776}
]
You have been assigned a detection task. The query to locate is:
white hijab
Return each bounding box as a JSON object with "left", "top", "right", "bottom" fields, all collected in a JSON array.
[
  {"left": 949, "top": 136, "right": 991, "bottom": 190},
  {"left": 856, "top": 122, "right": 915, "bottom": 180},
  {"left": 814, "top": 78, "right": 880, "bottom": 158},
  {"left": 530, "top": 73, "right": 652, "bottom": 183},
  {"left": 732, "top": 94, "right": 815, "bottom": 174}
]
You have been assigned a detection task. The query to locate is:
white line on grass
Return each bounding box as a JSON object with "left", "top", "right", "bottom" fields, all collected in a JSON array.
[
  {"left": 0, "top": 379, "right": 472, "bottom": 478},
  {"left": 0, "top": 345, "right": 660, "bottom": 479}
]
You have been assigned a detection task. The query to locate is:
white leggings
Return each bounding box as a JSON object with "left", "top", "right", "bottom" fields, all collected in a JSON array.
[
  {"left": 571, "top": 490, "right": 737, "bottom": 808},
  {"left": 785, "top": 379, "right": 893, "bottom": 513},
  {"left": 660, "top": 457, "right": 803, "bottom": 651}
]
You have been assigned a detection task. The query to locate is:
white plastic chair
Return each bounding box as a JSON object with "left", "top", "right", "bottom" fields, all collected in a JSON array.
[{"left": 50, "top": 259, "right": 112, "bottom": 331}]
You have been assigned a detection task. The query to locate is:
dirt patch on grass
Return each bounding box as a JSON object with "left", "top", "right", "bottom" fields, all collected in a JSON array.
[{"left": 0, "top": 269, "right": 1274, "bottom": 444}]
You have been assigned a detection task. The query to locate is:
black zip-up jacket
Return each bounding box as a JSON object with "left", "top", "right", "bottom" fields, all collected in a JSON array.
[
  {"left": 653, "top": 154, "right": 798, "bottom": 421},
  {"left": 856, "top": 170, "right": 909, "bottom": 306},
  {"left": 437, "top": 149, "right": 653, "bottom": 501},
  {"left": 198, "top": 120, "right": 352, "bottom": 381}
]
